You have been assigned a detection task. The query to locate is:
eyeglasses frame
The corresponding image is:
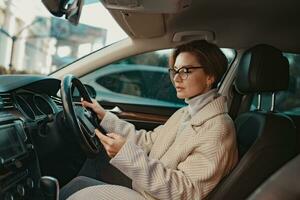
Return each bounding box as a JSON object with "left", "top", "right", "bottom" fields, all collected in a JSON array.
[{"left": 168, "top": 65, "right": 204, "bottom": 80}]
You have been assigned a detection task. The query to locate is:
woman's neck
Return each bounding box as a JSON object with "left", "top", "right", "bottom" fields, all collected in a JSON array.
[{"left": 185, "top": 89, "right": 219, "bottom": 117}]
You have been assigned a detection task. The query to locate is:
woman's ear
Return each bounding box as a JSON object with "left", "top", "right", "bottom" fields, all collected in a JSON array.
[{"left": 206, "top": 75, "right": 215, "bottom": 88}]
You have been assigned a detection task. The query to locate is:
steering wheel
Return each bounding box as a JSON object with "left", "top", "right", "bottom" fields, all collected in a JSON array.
[{"left": 60, "top": 74, "right": 105, "bottom": 157}]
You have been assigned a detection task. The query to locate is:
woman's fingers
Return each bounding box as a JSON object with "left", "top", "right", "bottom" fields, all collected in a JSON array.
[
  {"left": 95, "top": 129, "right": 125, "bottom": 158},
  {"left": 107, "top": 132, "right": 120, "bottom": 139},
  {"left": 95, "top": 129, "right": 112, "bottom": 145},
  {"left": 95, "top": 130, "right": 113, "bottom": 156},
  {"left": 81, "top": 99, "right": 95, "bottom": 109},
  {"left": 92, "top": 99, "right": 99, "bottom": 105},
  {"left": 81, "top": 99, "right": 106, "bottom": 119}
]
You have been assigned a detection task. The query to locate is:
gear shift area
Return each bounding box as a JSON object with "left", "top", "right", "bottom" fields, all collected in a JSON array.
[{"left": 40, "top": 176, "right": 59, "bottom": 200}]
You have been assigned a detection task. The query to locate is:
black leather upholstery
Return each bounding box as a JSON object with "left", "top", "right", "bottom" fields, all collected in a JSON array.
[
  {"left": 236, "top": 44, "right": 289, "bottom": 94},
  {"left": 248, "top": 154, "right": 300, "bottom": 200},
  {"left": 206, "top": 44, "right": 298, "bottom": 200}
]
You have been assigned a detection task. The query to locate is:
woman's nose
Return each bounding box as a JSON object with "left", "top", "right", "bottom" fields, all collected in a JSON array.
[{"left": 173, "top": 73, "right": 182, "bottom": 82}]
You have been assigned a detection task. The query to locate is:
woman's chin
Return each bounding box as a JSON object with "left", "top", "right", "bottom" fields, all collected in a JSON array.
[{"left": 176, "top": 93, "right": 187, "bottom": 99}]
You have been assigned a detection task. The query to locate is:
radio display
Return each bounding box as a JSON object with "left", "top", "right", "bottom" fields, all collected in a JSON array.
[{"left": 0, "top": 123, "right": 26, "bottom": 162}]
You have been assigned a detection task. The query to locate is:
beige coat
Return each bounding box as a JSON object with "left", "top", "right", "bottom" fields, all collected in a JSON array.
[{"left": 69, "top": 96, "right": 238, "bottom": 200}]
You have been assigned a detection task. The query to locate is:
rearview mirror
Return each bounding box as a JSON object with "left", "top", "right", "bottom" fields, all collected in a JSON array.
[{"left": 42, "top": 0, "right": 84, "bottom": 25}]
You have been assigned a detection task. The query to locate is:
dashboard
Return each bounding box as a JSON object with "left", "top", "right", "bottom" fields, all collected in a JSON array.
[{"left": 0, "top": 75, "right": 63, "bottom": 200}]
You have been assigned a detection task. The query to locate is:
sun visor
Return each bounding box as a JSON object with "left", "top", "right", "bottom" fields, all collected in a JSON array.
[
  {"left": 102, "top": 0, "right": 191, "bottom": 13},
  {"left": 111, "top": 11, "right": 165, "bottom": 38}
]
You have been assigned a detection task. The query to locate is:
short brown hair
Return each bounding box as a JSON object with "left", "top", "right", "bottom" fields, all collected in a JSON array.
[{"left": 169, "top": 40, "right": 228, "bottom": 88}]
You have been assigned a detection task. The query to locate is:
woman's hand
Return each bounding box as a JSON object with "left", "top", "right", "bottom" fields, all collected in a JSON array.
[
  {"left": 95, "top": 129, "right": 126, "bottom": 158},
  {"left": 81, "top": 99, "right": 106, "bottom": 120}
]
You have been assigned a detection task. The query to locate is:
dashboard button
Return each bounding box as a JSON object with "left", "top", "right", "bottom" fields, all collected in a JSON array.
[
  {"left": 4, "top": 192, "right": 14, "bottom": 200},
  {"left": 17, "top": 184, "right": 25, "bottom": 196},
  {"left": 13, "top": 159, "right": 23, "bottom": 168},
  {"left": 26, "top": 177, "right": 34, "bottom": 189},
  {"left": 0, "top": 157, "right": 4, "bottom": 165},
  {"left": 26, "top": 144, "right": 34, "bottom": 150}
]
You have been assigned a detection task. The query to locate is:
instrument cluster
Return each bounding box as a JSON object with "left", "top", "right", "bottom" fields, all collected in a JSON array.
[{"left": 14, "top": 91, "right": 58, "bottom": 120}]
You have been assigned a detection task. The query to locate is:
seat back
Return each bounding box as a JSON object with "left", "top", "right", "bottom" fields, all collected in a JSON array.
[{"left": 207, "top": 44, "right": 298, "bottom": 200}]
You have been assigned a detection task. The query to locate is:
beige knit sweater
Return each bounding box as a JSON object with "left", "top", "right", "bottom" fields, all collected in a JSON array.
[{"left": 68, "top": 95, "right": 238, "bottom": 200}]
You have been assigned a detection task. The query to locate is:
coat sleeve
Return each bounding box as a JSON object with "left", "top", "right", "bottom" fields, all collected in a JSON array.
[
  {"left": 99, "top": 111, "right": 162, "bottom": 153},
  {"left": 109, "top": 121, "right": 237, "bottom": 200}
]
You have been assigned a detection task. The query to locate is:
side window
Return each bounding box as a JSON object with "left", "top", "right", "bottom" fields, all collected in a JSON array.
[
  {"left": 96, "top": 71, "right": 143, "bottom": 96},
  {"left": 81, "top": 48, "right": 235, "bottom": 108},
  {"left": 250, "top": 53, "right": 300, "bottom": 114}
]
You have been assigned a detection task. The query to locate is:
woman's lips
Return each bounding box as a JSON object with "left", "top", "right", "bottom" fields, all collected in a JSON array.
[{"left": 176, "top": 86, "right": 184, "bottom": 91}]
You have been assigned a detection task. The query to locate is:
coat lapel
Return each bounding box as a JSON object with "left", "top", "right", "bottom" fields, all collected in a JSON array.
[
  {"left": 174, "top": 96, "right": 228, "bottom": 146},
  {"left": 149, "top": 109, "right": 187, "bottom": 160}
]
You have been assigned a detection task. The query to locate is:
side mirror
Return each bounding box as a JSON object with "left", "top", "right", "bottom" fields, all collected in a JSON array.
[{"left": 41, "top": 0, "right": 84, "bottom": 25}]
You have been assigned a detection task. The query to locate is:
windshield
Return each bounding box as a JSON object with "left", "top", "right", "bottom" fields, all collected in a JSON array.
[{"left": 0, "top": 0, "right": 127, "bottom": 75}]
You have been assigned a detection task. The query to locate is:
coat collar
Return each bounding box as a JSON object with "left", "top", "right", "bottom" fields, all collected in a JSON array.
[{"left": 189, "top": 96, "right": 228, "bottom": 127}]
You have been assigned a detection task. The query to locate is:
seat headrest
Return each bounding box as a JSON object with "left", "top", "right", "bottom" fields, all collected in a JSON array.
[{"left": 235, "top": 44, "right": 289, "bottom": 94}]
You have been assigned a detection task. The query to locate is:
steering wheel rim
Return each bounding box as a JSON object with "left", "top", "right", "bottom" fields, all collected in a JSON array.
[{"left": 60, "top": 74, "right": 101, "bottom": 157}]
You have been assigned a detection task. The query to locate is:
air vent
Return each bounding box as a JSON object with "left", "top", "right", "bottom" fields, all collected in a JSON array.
[
  {"left": 0, "top": 93, "right": 14, "bottom": 109},
  {"left": 51, "top": 96, "right": 62, "bottom": 106}
]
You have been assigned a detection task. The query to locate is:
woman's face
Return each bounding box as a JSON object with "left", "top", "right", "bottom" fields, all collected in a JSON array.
[{"left": 172, "top": 52, "right": 215, "bottom": 99}]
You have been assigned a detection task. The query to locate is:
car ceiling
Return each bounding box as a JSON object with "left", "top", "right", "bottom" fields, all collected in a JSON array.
[{"left": 105, "top": 0, "right": 300, "bottom": 52}]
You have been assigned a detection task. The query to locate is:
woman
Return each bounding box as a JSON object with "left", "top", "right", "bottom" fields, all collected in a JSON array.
[{"left": 63, "top": 40, "right": 238, "bottom": 200}]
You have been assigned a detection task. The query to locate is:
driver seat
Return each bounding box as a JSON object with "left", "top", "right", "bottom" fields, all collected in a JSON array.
[{"left": 206, "top": 44, "right": 298, "bottom": 200}]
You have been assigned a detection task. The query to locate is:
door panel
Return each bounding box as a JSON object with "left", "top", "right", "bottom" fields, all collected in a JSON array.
[{"left": 100, "top": 101, "right": 177, "bottom": 130}]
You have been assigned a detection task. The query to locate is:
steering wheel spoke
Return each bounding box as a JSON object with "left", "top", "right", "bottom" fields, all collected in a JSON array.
[{"left": 75, "top": 107, "right": 96, "bottom": 134}]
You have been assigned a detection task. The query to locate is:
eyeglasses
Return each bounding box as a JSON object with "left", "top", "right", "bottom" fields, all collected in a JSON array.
[{"left": 168, "top": 65, "right": 204, "bottom": 80}]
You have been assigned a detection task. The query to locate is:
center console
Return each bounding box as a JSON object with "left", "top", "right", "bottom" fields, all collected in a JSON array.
[{"left": 0, "top": 117, "right": 41, "bottom": 200}]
